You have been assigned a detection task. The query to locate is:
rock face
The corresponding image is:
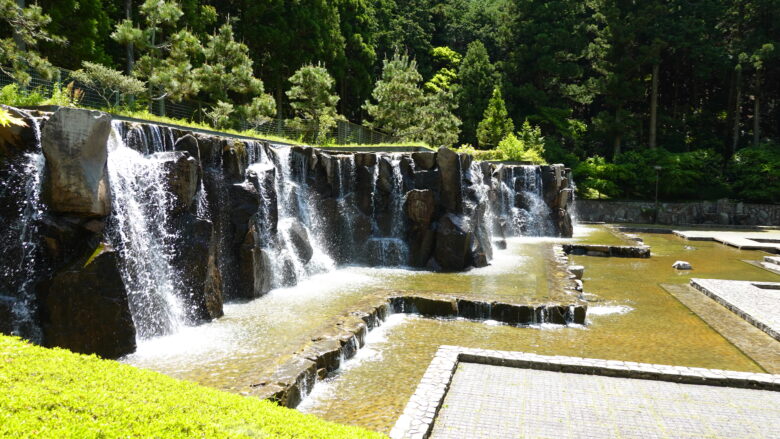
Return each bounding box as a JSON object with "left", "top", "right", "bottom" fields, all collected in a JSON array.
[
  {"left": 42, "top": 108, "right": 112, "bottom": 216},
  {"left": 38, "top": 248, "right": 136, "bottom": 358},
  {"left": 0, "top": 106, "right": 577, "bottom": 360},
  {"left": 434, "top": 214, "right": 472, "bottom": 271}
]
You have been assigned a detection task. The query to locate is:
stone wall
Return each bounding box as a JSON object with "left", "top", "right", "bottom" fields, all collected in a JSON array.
[{"left": 576, "top": 199, "right": 780, "bottom": 226}]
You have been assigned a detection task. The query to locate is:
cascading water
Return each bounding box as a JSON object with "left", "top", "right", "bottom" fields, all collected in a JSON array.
[
  {"left": 367, "top": 155, "right": 409, "bottom": 266},
  {"left": 106, "top": 124, "right": 186, "bottom": 339},
  {"left": 496, "top": 165, "right": 553, "bottom": 236},
  {"left": 261, "top": 146, "right": 335, "bottom": 287},
  {"left": 0, "top": 111, "right": 44, "bottom": 342}
]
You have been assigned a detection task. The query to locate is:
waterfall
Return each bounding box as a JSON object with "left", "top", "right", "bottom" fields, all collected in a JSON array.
[
  {"left": 266, "top": 146, "right": 335, "bottom": 287},
  {"left": 0, "top": 111, "right": 44, "bottom": 342},
  {"left": 496, "top": 165, "right": 553, "bottom": 236},
  {"left": 366, "top": 154, "right": 409, "bottom": 267},
  {"left": 107, "top": 125, "right": 186, "bottom": 339}
]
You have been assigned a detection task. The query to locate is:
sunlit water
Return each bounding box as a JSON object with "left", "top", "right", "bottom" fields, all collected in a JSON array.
[
  {"left": 297, "top": 227, "right": 780, "bottom": 433},
  {"left": 123, "top": 224, "right": 780, "bottom": 434}
]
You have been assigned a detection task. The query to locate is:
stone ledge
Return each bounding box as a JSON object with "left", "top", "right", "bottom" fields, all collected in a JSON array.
[
  {"left": 561, "top": 243, "right": 650, "bottom": 258},
  {"left": 251, "top": 295, "right": 587, "bottom": 409},
  {"left": 690, "top": 278, "right": 780, "bottom": 342},
  {"left": 389, "top": 346, "right": 780, "bottom": 439}
]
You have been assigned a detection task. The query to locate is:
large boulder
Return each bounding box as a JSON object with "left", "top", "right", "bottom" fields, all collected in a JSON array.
[
  {"left": 222, "top": 140, "right": 248, "bottom": 183},
  {"left": 154, "top": 151, "right": 199, "bottom": 213},
  {"left": 434, "top": 214, "right": 472, "bottom": 271},
  {"left": 38, "top": 247, "right": 136, "bottom": 358},
  {"left": 42, "top": 108, "right": 112, "bottom": 217},
  {"left": 436, "top": 147, "right": 462, "bottom": 213}
]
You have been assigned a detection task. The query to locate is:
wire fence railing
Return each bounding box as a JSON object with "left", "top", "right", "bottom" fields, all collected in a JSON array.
[{"left": 0, "top": 66, "right": 399, "bottom": 145}]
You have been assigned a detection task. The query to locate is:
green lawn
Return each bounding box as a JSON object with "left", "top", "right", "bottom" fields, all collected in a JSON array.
[{"left": 0, "top": 335, "right": 385, "bottom": 438}]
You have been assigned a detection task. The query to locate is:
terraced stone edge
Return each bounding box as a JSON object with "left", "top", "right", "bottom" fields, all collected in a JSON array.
[
  {"left": 690, "top": 278, "right": 780, "bottom": 342},
  {"left": 562, "top": 243, "right": 651, "bottom": 258},
  {"left": 390, "top": 346, "right": 780, "bottom": 439},
  {"left": 250, "top": 295, "right": 587, "bottom": 408}
]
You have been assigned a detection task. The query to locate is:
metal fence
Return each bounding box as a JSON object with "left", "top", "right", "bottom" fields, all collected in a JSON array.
[{"left": 0, "top": 66, "right": 398, "bottom": 145}]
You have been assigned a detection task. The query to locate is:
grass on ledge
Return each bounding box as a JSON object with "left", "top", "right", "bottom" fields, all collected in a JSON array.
[{"left": 0, "top": 335, "right": 386, "bottom": 438}]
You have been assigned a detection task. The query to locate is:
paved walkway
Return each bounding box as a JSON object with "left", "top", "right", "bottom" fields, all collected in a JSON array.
[
  {"left": 430, "top": 363, "right": 780, "bottom": 439},
  {"left": 691, "top": 278, "right": 780, "bottom": 341},
  {"left": 673, "top": 230, "right": 780, "bottom": 253}
]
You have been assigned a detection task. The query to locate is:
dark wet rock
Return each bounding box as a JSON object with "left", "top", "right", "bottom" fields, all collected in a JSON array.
[
  {"left": 171, "top": 213, "right": 222, "bottom": 321},
  {"left": 355, "top": 165, "right": 375, "bottom": 216},
  {"left": 436, "top": 147, "right": 462, "bottom": 213},
  {"left": 391, "top": 296, "right": 457, "bottom": 316},
  {"left": 38, "top": 248, "right": 136, "bottom": 358},
  {"left": 413, "top": 169, "right": 441, "bottom": 193},
  {"left": 411, "top": 151, "right": 436, "bottom": 170},
  {"left": 490, "top": 303, "right": 535, "bottom": 324},
  {"left": 238, "top": 225, "right": 274, "bottom": 298},
  {"left": 404, "top": 189, "right": 436, "bottom": 226},
  {"left": 174, "top": 134, "right": 200, "bottom": 162},
  {"left": 222, "top": 140, "right": 248, "bottom": 183},
  {"left": 154, "top": 151, "right": 199, "bottom": 213},
  {"left": 267, "top": 356, "right": 317, "bottom": 408},
  {"left": 493, "top": 238, "right": 507, "bottom": 250},
  {"left": 434, "top": 213, "right": 472, "bottom": 271},
  {"left": 562, "top": 244, "right": 650, "bottom": 258},
  {"left": 456, "top": 299, "right": 493, "bottom": 320},
  {"left": 354, "top": 152, "right": 377, "bottom": 167},
  {"left": 42, "top": 107, "right": 112, "bottom": 217},
  {"left": 287, "top": 220, "right": 314, "bottom": 264},
  {"left": 377, "top": 155, "right": 394, "bottom": 193},
  {"left": 0, "top": 106, "right": 36, "bottom": 161},
  {"left": 0, "top": 296, "right": 13, "bottom": 334}
]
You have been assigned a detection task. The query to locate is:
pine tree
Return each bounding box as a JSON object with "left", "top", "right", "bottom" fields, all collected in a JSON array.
[
  {"left": 457, "top": 40, "right": 496, "bottom": 146},
  {"left": 0, "top": 0, "right": 64, "bottom": 85},
  {"left": 477, "top": 86, "right": 514, "bottom": 148},
  {"left": 286, "top": 64, "right": 342, "bottom": 143},
  {"left": 363, "top": 52, "right": 426, "bottom": 139}
]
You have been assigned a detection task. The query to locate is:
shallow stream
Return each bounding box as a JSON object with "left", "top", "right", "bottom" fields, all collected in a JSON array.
[{"left": 124, "top": 225, "right": 780, "bottom": 434}]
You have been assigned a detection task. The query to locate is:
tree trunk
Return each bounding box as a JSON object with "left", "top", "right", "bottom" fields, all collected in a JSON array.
[
  {"left": 13, "top": 0, "right": 26, "bottom": 53},
  {"left": 649, "top": 62, "right": 659, "bottom": 149},
  {"left": 730, "top": 67, "right": 742, "bottom": 158},
  {"left": 613, "top": 107, "right": 622, "bottom": 158},
  {"left": 125, "top": 0, "right": 134, "bottom": 75},
  {"left": 753, "top": 89, "right": 760, "bottom": 147}
]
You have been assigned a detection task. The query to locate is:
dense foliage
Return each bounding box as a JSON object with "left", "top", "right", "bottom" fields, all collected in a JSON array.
[
  {"left": 0, "top": 0, "right": 778, "bottom": 201},
  {"left": 0, "top": 335, "right": 385, "bottom": 438}
]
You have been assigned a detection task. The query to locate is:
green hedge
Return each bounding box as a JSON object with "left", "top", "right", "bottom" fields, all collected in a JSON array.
[
  {"left": 573, "top": 144, "right": 780, "bottom": 203},
  {"left": 0, "top": 335, "right": 386, "bottom": 438}
]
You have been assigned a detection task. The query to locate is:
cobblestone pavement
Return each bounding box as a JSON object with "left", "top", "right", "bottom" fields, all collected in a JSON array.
[
  {"left": 430, "top": 363, "right": 780, "bottom": 439},
  {"left": 691, "top": 278, "right": 780, "bottom": 341}
]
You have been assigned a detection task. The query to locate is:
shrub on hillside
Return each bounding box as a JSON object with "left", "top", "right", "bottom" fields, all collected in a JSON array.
[{"left": 728, "top": 142, "right": 780, "bottom": 204}]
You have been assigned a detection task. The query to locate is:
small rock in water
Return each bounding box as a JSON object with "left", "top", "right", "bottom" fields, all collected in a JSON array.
[
  {"left": 568, "top": 265, "right": 585, "bottom": 279},
  {"left": 684, "top": 245, "right": 696, "bottom": 250},
  {"left": 672, "top": 260, "right": 692, "bottom": 270},
  {"left": 493, "top": 239, "right": 507, "bottom": 250}
]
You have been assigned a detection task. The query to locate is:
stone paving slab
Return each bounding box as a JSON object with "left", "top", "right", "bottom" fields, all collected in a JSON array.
[
  {"left": 691, "top": 278, "right": 780, "bottom": 341},
  {"left": 673, "top": 230, "right": 780, "bottom": 253},
  {"left": 661, "top": 283, "right": 780, "bottom": 373},
  {"left": 431, "top": 363, "right": 780, "bottom": 439},
  {"left": 390, "top": 347, "right": 780, "bottom": 439}
]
